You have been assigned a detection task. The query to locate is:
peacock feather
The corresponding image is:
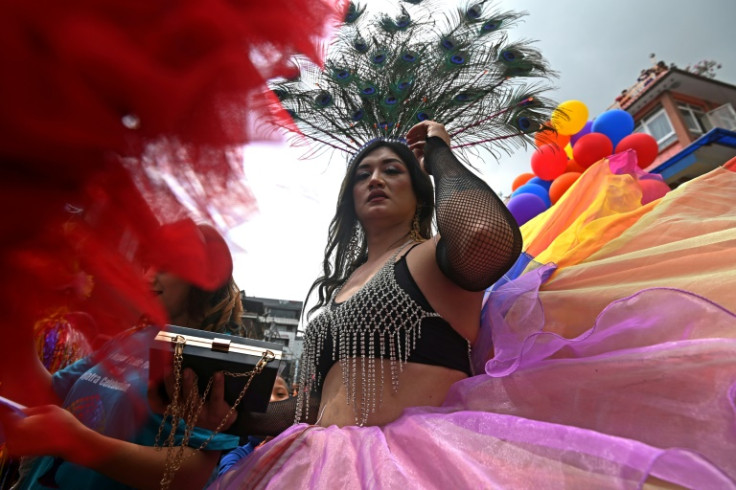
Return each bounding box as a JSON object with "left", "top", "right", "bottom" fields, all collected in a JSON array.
[{"left": 269, "top": 0, "right": 557, "bottom": 159}]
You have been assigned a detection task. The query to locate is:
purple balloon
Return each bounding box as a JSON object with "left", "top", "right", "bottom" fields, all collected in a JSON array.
[
  {"left": 570, "top": 120, "right": 593, "bottom": 147},
  {"left": 511, "top": 183, "right": 551, "bottom": 208},
  {"left": 506, "top": 193, "right": 547, "bottom": 226}
]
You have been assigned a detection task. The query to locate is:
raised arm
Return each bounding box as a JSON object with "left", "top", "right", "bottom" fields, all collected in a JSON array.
[
  {"left": 0, "top": 404, "right": 221, "bottom": 490},
  {"left": 407, "top": 121, "right": 522, "bottom": 291}
]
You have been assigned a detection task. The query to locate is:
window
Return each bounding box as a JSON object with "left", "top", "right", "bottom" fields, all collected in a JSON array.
[
  {"left": 678, "top": 103, "right": 710, "bottom": 135},
  {"left": 636, "top": 107, "right": 677, "bottom": 149},
  {"left": 708, "top": 103, "right": 736, "bottom": 131}
]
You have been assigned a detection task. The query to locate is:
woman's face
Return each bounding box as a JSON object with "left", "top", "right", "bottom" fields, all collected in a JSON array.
[
  {"left": 147, "top": 269, "right": 192, "bottom": 326},
  {"left": 270, "top": 376, "right": 290, "bottom": 402},
  {"left": 352, "top": 146, "right": 417, "bottom": 227}
]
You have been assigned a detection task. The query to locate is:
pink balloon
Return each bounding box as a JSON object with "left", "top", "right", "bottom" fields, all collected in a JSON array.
[{"left": 639, "top": 179, "right": 670, "bottom": 205}]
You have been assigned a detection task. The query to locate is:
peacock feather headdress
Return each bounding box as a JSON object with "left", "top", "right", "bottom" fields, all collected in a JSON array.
[{"left": 270, "top": 0, "right": 557, "bottom": 161}]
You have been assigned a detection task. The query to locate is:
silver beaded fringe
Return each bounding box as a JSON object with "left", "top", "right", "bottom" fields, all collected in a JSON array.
[{"left": 295, "top": 248, "right": 442, "bottom": 426}]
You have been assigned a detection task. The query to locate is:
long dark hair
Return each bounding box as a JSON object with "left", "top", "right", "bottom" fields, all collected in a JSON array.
[{"left": 304, "top": 140, "right": 434, "bottom": 319}]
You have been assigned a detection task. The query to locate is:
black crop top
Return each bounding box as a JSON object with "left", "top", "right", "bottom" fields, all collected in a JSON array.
[{"left": 314, "top": 249, "right": 473, "bottom": 385}]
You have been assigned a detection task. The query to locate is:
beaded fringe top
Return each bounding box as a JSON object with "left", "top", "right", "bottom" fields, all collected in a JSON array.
[{"left": 296, "top": 246, "right": 442, "bottom": 426}]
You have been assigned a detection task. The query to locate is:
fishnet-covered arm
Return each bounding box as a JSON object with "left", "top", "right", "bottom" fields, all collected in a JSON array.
[
  {"left": 232, "top": 394, "right": 320, "bottom": 438},
  {"left": 424, "top": 136, "right": 522, "bottom": 291}
]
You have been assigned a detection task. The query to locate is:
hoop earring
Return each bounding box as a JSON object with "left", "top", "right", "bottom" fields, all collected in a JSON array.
[{"left": 409, "top": 212, "right": 423, "bottom": 242}]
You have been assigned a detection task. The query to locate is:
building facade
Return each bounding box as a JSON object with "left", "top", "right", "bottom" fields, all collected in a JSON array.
[
  {"left": 609, "top": 64, "right": 736, "bottom": 187},
  {"left": 240, "top": 294, "right": 304, "bottom": 386}
]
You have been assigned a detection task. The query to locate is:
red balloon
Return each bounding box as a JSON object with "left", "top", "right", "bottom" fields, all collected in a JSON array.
[
  {"left": 565, "top": 158, "right": 586, "bottom": 174},
  {"left": 531, "top": 144, "right": 568, "bottom": 181},
  {"left": 639, "top": 179, "right": 670, "bottom": 205},
  {"left": 512, "top": 172, "right": 535, "bottom": 192},
  {"left": 615, "top": 133, "right": 659, "bottom": 168},
  {"left": 549, "top": 172, "right": 581, "bottom": 205},
  {"left": 572, "top": 132, "right": 614, "bottom": 168}
]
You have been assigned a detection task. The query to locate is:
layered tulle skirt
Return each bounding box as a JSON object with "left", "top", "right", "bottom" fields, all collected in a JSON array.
[{"left": 212, "top": 153, "right": 736, "bottom": 489}]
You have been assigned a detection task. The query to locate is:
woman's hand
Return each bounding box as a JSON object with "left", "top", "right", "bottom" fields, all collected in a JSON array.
[
  {"left": 148, "top": 368, "right": 236, "bottom": 432},
  {"left": 188, "top": 371, "right": 237, "bottom": 432},
  {"left": 405, "top": 120, "right": 451, "bottom": 172},
  {"left": 0, "top": 404, "right": 96, "bottom": 463}
]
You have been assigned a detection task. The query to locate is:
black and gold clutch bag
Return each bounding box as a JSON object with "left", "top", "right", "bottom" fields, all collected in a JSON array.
[{"left": 149, "top": 324, "right": 282, "bottom": 415}]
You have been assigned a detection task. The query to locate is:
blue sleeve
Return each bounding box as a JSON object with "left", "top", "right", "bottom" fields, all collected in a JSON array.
[
  {"left": 216, "top": 438, "right": 260, "bottom": 477},
  {"left": 51, "top": 356, "right": 95, "bottom": 401}
]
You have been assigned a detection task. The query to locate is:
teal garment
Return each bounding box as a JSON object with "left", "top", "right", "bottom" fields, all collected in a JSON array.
[{"left": 21, "top": 326, "right": 239, "bottom": 490}]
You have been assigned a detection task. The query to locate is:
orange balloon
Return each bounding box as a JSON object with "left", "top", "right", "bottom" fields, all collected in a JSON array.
[
  {"left": 535, "top": 123, "right": 571, "bottom": 149},
  {"left": 549, "top": 172, "right": 581, "bottom": 205},
  {"left": 565, "top": 158, "right": 586, "bottom": 173},
  {"left": 512, "top": 172, "right": 535, "bottom": 192}
]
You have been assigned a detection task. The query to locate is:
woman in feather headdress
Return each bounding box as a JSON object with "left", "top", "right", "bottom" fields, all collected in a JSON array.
[
  {"left": 297, "top": 117, "right": 523, "bottom": 428},
  {"left": 211, "top": 1, "right": 736, "bottom": 488}
]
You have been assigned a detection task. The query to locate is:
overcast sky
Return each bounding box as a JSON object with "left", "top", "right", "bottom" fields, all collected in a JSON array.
[{"left": 229, "top": 0, "right": 736, "bottom": 302}]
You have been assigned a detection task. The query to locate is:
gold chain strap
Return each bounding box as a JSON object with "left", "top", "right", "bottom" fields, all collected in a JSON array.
[{"left": 154, "top": 335, "right": 275, "bottom": 490}]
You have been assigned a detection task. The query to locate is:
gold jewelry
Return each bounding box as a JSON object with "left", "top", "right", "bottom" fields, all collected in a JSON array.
[{"left": 409, "top": 212, "right": 423, "bottom": 242}]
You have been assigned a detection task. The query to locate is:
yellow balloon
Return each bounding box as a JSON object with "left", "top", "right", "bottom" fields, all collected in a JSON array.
[
  {"left": 551, "top": 100, "right": 589, "bottom": 135},
  {"left": 564, "top": 143, "right": 573, "bottom": 159}
]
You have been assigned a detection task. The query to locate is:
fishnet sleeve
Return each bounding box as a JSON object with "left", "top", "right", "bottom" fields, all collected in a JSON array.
[
  {"left": 424, "top": 136, "right": 522, "bottom": 291},
  {"left": 232, "top": 394, "right": 320, "bottom": 437}
]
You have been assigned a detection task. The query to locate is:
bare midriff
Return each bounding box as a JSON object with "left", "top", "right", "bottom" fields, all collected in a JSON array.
[{"left": 317, "top": 359, "right": 468, "bottom": 427}]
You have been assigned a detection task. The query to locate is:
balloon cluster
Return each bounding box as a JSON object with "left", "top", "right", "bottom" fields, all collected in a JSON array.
[{"left": 507, "top": 100, "right": 664, "bottom": 225}]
